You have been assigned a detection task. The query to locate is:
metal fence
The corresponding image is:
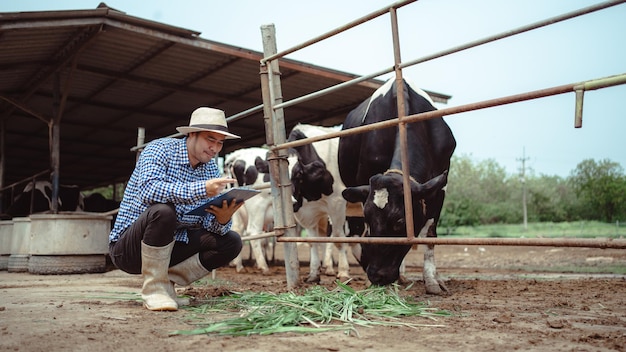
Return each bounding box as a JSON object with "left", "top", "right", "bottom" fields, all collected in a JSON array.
[{"left": 257, "top": 0, "right": 626, "bottom": 288}]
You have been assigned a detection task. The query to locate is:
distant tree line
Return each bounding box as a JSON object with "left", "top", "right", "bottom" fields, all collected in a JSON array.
[{"left": 439, "top": 155, "right": 626, "bottom": 231}]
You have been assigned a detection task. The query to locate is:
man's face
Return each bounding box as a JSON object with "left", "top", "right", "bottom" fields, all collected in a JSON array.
[{"left": 188, "top": 131, "right": 225, "bottom": 167}]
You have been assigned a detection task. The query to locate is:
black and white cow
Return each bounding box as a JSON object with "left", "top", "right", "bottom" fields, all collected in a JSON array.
[
  {"left": 224, "top": 147, "right": 275, "bottom": 275},
  {"left": 287, "top": 124, "right": 351, "bottom": 283},
  {"left": 5, "top": 180, "right": 83, "bottom": 218},
  {"left": 339, "top": 77, "right": 456, "bottom": 295},
  {"left": 82, "top": 192, "right": 120, "bottom": 213}
]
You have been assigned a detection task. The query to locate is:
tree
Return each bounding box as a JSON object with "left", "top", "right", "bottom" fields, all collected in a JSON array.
[
  {"left": 525, "top": 175, "right": 578, "bottom": 222},
  {"left": 443, "top": 154, "right": 517, "bottom": 227},
  {"left": 569, "top": 159, "right": 626, "bottom": 222},
  {"left": 440, "top": 155, "right": 484, "bottom": 230}
]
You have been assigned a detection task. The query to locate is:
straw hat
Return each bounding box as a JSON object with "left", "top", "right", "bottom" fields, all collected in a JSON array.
[{"left": 176, "top": 107, "right": 240, "bottom": 139}]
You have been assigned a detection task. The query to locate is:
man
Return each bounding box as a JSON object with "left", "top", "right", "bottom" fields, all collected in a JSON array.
[{"left": 109, "top": 107, "right": 244, "bottom": 311}]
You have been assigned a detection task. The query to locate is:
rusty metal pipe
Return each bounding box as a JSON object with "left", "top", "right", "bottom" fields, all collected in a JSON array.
[
  {"left": 269, "top": 0, "right": 626, "bottom": 112},
  {"left": 277, "top": 236, "right": 626, "bottom": 249},
  {"left": 260, "top": 0, "right": 417, "bottom": 64},
  {"left": 270, "top": 73, "right": 626, "bottom": 152}
]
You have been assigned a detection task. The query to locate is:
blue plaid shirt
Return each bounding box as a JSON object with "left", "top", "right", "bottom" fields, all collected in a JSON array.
[{"left": 109, "top": 137, "right": 231, "bottom": 244}]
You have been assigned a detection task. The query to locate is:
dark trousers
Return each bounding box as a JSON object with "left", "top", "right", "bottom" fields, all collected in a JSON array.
[{"left": 109, "top": 203, "right": 242, "bottom": 275}]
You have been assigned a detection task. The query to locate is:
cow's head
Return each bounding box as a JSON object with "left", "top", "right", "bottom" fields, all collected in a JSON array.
[
  {"left": 291, "top": 159, "right": 334, "bottom": 212},
  {"left": 342, "top": 170, "right": 448, "bottom": 285}
]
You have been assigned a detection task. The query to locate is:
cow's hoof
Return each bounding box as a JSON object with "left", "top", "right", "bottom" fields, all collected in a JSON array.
[
  {"left": 397, "top": 275, "right": 410, "bottom": 285},
  {"left": 425, "top": 279, "right": 450, "bottom": 295},
  {"left": 260, "top": 268, "right": 272, "bottom": 276},
  {"left": 323, "top": 268, "right": 336, "bottom": 276},
  {"left": 304, "top": 276, "right": 321, "bottom": 284},
  {"left": 336, "top": 275, "right": 351, "bottom": 283}
]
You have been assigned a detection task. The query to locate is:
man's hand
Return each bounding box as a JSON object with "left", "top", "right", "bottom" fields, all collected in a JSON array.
[
  {"left": 205, "top": 178, "right": 236, "bottom": 197},
  {"left": 206, "top": 198, "right": 243, "bottom": 224}
]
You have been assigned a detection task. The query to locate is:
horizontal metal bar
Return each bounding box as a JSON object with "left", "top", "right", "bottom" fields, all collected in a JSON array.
[
  {"left": 270, "top": 72, "right": 626, "bottom": 152},
  {"left": 0, "top": 169, "right": 51, "bottom": 192},
  {"left": 268, "top": 1, "right": 626, "bottom": 114},
  {"left": 277, "top": 236, "right": 626, "bottom": 249},
  {"left": 272, "top": 70, "right": 390, "bottom": 111},
  {"left": 573, "top": 74, "right": 626, "bottom": 91},
  {"left": 399, "top": 0, "right": 626, "bottom": 71},
  {"left": 242, "top": 231, "right": 280, "bottom": 242},
  {"left": 260, "top": 0, "right": 417, "bottom": 64}
]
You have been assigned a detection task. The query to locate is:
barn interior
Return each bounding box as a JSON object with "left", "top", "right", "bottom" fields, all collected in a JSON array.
[{"left": 0, "top": 3, "right": 450, "bottom": 208}]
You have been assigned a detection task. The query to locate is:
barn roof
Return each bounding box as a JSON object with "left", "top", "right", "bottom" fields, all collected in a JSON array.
[{"left": 0, "top": 3, "right": 450, "bottom": 190}]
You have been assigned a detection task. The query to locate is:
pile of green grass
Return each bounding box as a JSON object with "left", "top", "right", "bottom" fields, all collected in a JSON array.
[{"left": 171, "top": 281, "right": 449, "bottom": 337}]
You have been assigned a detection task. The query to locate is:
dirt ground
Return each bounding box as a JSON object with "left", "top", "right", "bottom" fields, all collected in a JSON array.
[{"left": 1, "top": 243, "right": 625, "bottom": 352}]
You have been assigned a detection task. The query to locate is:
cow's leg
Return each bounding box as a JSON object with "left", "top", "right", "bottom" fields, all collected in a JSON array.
[
  {"left": 328, "top": 210, "right": 350, "bottom": 281},
  {"left": 247, "top": 242, "right": 253, "bottom": 262},
  {"left": 319, "top": 218, "right": 336, "bottom": 276},
  {"left": 230, "top": 210, "right": 246, "bottom": 272},
  {"left": 296, "top": 216, "right": 323, "bottom": 283},
  {"left": 306, "top": 241, "right": 322, "bottom": 283},
  {"left": 423, "top": 244, "right": 448, "bottom": 294},
  {"left": 322, "top": 242, "right": 336, "bottom": 276},
  {"left": 335, "top": 242, "right": 351, "bottom": 282},
  {"left": 249, "top": 238, "right": 270, "bottom": 275},
  {"left": 230, "top": 252, "right": 245, "bottom": 272},
  {"left": 331, "top": 222, "right": 350, "bottom": 281},
  {"left": 418, "top": 219, "right": 448, "bottom": 294},
  {"left": 397, "top": 257, "right": 409, "bottom": 284}
]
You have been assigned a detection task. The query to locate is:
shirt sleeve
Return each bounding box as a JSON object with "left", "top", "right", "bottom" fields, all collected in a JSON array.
[{"left": 204, "top": 216, "right": 232, "bottom": 235}]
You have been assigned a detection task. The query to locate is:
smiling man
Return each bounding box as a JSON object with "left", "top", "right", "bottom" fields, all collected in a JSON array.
[{"left": 108, "top": 107, "right": 244, "bottom": 311}]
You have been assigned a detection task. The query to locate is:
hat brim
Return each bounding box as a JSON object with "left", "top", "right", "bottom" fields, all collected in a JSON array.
[{"left": 176, "top": 126, "right": 240, "bottom": 139}]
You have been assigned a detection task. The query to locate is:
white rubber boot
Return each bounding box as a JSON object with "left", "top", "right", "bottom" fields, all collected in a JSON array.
[
  {"left": 141, "top": 241, "right": 178, "bottom": 311},
  {"left": 165, "top": 282, "right": 190, "bottom": 307},
  {"left": 168, "top": 253, "right": 211, "bottom": 286}
]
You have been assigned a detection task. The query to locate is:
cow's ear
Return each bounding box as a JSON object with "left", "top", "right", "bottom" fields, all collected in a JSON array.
[
  {"left": 243, "top": 165, "right": 259, "bottom": 186},
  {"left": 232, "top": 160, "right": 246, "bottom": 186},
  {"left": 342, "top": 186, "right": 369, "bottom": 204},
  {"left": 412, "top": 170, "right": 448, "bottom": 198},
  {"left": 255, "top": 156, "right": 270, "bottom": 173}
]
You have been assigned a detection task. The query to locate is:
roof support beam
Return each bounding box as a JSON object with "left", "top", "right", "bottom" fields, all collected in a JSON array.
[{"left": 0, "top": 95, "right": 49, "bottom": 125}]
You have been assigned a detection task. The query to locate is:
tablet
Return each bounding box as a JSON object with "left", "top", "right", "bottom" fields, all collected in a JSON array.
[{"left": 185, "top": 187, "right": 261, "bottom": 216}]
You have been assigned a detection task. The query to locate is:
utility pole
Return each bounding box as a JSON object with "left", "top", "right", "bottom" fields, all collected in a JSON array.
[{"left": 517, "top": 148, "right": 529, "bottom": 230}]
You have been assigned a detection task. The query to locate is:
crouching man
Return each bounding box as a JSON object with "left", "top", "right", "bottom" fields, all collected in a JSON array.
[{"left": 109, "top": 107, "right": 244, "bottom": 311}]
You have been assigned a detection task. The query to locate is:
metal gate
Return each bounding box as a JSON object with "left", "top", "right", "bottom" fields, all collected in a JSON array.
[{"left": 257, "top": 0, "right": 626, "bottom": 288}]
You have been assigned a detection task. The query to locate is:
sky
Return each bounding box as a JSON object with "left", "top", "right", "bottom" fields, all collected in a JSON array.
[{"left": 2, "top": 0, "right": 625, "bottom": 178}]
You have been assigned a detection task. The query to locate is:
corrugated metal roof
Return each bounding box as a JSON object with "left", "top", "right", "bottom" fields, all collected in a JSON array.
[{"left": 0, "top": 3, "right": 450, "bottom": 190}]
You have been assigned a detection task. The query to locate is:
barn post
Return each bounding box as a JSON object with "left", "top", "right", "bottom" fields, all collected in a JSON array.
[
  {"left": 260, "top": 24, "right": 300, "bottom": 289},
  {"left": 136, "top": 127, "right": 145, "bottom": 162},
  {"left": 50, "top": 73, "right": 62, "bottom": 213},
  {"left": 0, "top": 118, "right": 4, "bottom": 212}
]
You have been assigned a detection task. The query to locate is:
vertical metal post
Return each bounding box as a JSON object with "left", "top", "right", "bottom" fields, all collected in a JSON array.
[
  {"left": 574, "top": 89, "right": 584, "bottom": 128},
  {"left": 50, "top": 73, "right": 61, "bottom": 213},
  {"left": 390, "top": 7, "right": 415, "bottom": 239},
  {"left": 136, "top": 127, "right": 145, "bottom": 162},
  {"left": 260, "top": 24, "right": 300, "bottom": 289},
  {"left": 0, "top": 118, "right": 4, "bottom": 213}
]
